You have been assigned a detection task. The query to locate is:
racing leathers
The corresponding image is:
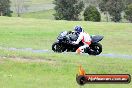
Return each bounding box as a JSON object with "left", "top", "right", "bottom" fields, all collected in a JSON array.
[{"left": 72, "top": 32, "right": 91, "bottom": 54}]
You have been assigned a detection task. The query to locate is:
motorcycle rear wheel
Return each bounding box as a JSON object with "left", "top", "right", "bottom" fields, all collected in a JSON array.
[{"left": 88, "top": 43, "right": 102, "bottom": 55}]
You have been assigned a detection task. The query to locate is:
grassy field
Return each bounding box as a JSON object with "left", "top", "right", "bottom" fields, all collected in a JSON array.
[
  {"left": 31, "top": 0, "right": 54, "bottom": 4},
  {"left": 0, "top": 52, "right": 132, "bottom": 88},
  {"left": 0, "top": 17, "right": 132, "bottom": 88},
  {"left": 11, "top": 0, "right": 54, "bottom": 5},
  {"left": 0, "top": 17, "right": 131, "bottom": 54},
  {"left": 21, "top": 10, "right": 55, "bottom": 19}
]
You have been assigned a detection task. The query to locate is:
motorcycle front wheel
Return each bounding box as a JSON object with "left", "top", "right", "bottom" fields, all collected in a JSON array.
[{"left": 52, "top": 42, "right": 66, "bottom": 53}]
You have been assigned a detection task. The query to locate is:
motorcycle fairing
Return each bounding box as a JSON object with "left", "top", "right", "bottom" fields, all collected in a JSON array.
[{"left": 91, "top": 35, "right": 104, "bottom": 43}]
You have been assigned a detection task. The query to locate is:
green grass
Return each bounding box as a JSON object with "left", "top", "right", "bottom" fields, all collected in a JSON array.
[
  {"left": 0, "top": 17, "right": 132, "bottom": 88},
  {"left": 11, "top": 0, "right": 54, "bottom": 5},
  {"left": 0, "top": 51, "right": 132, "bottom": 88},
  {"left": 21, "top": 10, "right": 55, "bottom": 19},
  {"left": 0, "top": 17, "right": 131, "bottom": 54},
  {"left": 31, "top": 0, "right": 54, "bottom": 4}
]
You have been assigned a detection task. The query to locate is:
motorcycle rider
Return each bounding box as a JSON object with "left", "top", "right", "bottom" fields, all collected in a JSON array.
[{"left": 72, "top": 26, "right": 91, "bottom": 54}]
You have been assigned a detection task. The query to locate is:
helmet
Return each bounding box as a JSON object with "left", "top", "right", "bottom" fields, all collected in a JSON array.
[{"left": 74, "top": 26, "right": 83, "bottom": 33}]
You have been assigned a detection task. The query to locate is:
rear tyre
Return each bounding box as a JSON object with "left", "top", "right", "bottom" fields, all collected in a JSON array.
[
  {"left": 52, "top": 42, "right": 66, "bottom": 53},
  {"left": 88, "top": 43, "right": 102, "bottom": 55}
]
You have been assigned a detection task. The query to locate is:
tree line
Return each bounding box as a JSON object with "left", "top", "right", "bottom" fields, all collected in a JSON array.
[
  {"left": 0, "top": 0, "right": 30, "bottom": 17},
  {"left": 54, "top": 0, "right": 132, "bottom": 22},
  {"left": 0, "top": 0, "right": 12, "bottom": 16},
  {"left": 0, "top": 0, "right": 132, "bottom": 22}
]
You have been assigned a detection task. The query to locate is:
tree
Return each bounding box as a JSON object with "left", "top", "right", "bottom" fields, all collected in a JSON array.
[
  {"left": 83, "top": 6, "right": 101, "bottom": 22},
  {"left": 0, "top": 0, "right": 12, "bottom": 16},
  {"left": 99, "top": 0, "right": 109, "bottom": 21},
  {"left": 53, "top": 0, "right": 84, "bottom": 20},
  {"left": 108, "top": 0, "right": 124, "bottom": 22},
  {"left": 125, "top": 4, "right": 132, "bottom": 22},
  {"left": 13, "top": 0, "right": 30, "bottom": 17},
  {"left": 99, "top": 0, "right": 124, "bottom": 22}
]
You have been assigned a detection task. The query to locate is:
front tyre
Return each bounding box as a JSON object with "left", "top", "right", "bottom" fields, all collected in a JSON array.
[
  {"left": 52, "top": 42, "right": 66, "bottom": 53},
  {"left": 88, "top": 43, "right": 102, "bottom": 55}
]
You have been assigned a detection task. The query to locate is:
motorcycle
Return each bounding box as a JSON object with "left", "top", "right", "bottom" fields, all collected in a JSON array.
[{"left": 52, "top": 31, "right": 104, "bottom": 55}]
